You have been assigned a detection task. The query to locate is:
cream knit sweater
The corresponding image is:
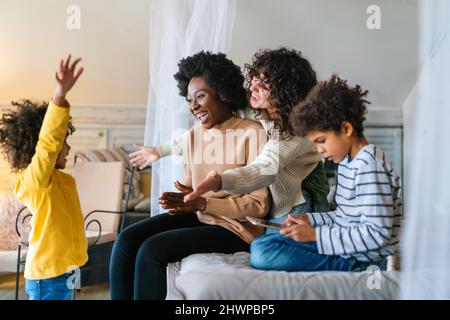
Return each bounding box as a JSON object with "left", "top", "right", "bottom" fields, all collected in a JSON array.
[{"left": 178, "top": 116, "right": 271, "bottom": 243}]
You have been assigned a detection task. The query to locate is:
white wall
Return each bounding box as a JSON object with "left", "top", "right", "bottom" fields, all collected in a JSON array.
[
  {"left": 1, "top": 0, "right": 418, "bottom": 108},
  {"left": 230, "top": 0, "right": 418, "bottom": 109},
  {"left": 0, "top": 0, "right": 418, "bottom": 192},
  {"left": 0, "top": 0, "right": 151, "bottom": 105}
]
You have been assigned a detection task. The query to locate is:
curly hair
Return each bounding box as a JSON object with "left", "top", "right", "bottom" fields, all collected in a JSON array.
[
  {"left": 245, "top": 47, "right": 317, "bottom": 138},
  {"left": 0, "top": 100, "right": 75, "bottom": 172},
  {"left": 173, "top": 51, "right": 248, "bottom": 113},
  {"left": 290, "top": 75, "right": 370, "bottom": 138}
]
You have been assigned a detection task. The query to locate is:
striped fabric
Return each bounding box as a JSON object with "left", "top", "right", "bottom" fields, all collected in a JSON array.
[
  {"left": 74, "top": 147, "right": 142, "bottom": 208},
  {"left": 306, "top": 144, "right": 402, "bottom": 262}
]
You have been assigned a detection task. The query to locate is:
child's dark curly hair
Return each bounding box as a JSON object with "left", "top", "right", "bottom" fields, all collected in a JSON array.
[
  {"left": 245, "top": 47, "right": 317, "bottom": 138},
  {"left": 290, "top": 75, "right": 370, "bottom": 138},
  {"left": 173, "top": 51, "right": 248, "bottom": 112},
  {"left": 0, "top": 100, "right": 75, "bottom": 172}
]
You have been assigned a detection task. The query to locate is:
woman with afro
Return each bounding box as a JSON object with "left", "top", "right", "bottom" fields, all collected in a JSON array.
[{"left": 110, "top": 51, "right": 270, "bottom": 300}]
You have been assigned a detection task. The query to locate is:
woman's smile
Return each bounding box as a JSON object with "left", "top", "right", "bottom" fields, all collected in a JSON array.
[
  {"left": 187, "top": 77, "right": 232, "bottom": 129},
  {"left": 194, "top": 111, "right": 209, "bottom": 124}
]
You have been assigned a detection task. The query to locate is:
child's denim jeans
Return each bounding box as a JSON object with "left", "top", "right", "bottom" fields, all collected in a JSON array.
[
  {"left": 251, "top": 233, "right": 386, "bottom": 272},
  {"left": 25, "top": 271, "right": 75, "bottom": 300},
  {"left": 265, "top": 189, "right": 314, "bottom": 235}
]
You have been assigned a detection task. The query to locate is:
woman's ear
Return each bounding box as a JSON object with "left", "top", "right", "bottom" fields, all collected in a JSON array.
[
  {"left": 218, "top": 94, "right": 226, "bottom": 103},
  {"left": 340, "top": 121, "right": 354, "bottom": 137}
]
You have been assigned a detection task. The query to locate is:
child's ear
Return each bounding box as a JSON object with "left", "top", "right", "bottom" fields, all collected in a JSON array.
[{"left": 340, "top": 121, "right": 354, "bottom": 137}]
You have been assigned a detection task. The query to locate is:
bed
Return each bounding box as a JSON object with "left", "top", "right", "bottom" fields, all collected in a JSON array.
[{"left": 166, "top": 252, "right": 400, "bottom": 300}]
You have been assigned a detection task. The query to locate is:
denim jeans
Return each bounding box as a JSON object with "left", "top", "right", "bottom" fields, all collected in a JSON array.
[
  {"left": 25, "top": 271, "right": 76, "bottom": 300},
  {"left": 250, "top": 233, "right": 387, "bottom": 272},
  {"left": 265, "top": 189, "right": 313, "bottom": 235},
  {"left": 254, "top": 188, "right": 387, "bottom": 272}
]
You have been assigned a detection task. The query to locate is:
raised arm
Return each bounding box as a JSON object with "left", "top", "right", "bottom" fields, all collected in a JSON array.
[{"left": 22, "top": 55, "right": 83, "bottom": 188}]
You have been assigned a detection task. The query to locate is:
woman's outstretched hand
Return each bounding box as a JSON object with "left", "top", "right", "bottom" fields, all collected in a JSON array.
[
  {"left": 129, "top": 144, "right": 161, "bottom": 170},
  {"left": 53, "top": 54, "right": 84, "bottom": 107},
  {"left": 183, "top": 170, "right": 222, "bottom": 203}
]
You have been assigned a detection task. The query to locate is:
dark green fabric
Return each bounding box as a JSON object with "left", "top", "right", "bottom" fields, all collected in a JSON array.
[{"left": 301, "top": 161, "right": 330, "bottom": 212}]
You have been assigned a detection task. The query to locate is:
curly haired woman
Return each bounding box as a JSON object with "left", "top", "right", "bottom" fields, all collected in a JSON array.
[{"left": 109, "top": 51, "right": 270, "bottom": 300}]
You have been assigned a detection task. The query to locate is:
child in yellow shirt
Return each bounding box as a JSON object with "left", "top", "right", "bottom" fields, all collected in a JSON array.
[{"left": 0, "top": 55, "right": 87, "bottom": 300}]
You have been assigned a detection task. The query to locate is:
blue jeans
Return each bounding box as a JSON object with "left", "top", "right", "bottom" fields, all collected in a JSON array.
[
  {"left": 250, "top": 233, "right": 387, "bottom": 272},
  {"left": 25, "top": 271, "right": 76, "bottom": 300},
  {"left": 265, "top": 189, "right": 314, "bottom": 235}
]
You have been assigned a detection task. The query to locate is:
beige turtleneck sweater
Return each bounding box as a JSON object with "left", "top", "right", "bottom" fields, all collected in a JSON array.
[{"left": 181, "top": 115, "right": 271, "bottom": 243}]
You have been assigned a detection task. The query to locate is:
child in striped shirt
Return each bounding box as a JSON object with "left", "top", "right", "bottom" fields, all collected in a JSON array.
[{"left": 250, "top": 75, "right": 402, "bottom": 272}]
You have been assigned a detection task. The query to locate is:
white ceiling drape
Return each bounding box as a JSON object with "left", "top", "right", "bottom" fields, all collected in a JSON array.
[
  {"left": 145, "top": 0, "right": 236, "bottom": 216},
  {"left": 401, "top": 0, "right": 450, "bottom": 299}
]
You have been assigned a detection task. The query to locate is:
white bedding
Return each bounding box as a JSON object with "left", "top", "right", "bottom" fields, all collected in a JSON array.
[{"left": 166, "top": 252, "right": 400, "bottom": 300}]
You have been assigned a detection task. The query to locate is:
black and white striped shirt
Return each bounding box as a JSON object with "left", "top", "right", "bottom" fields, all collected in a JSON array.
[{"left": 306, "top": 144, "right": 402, "bottom": 262}]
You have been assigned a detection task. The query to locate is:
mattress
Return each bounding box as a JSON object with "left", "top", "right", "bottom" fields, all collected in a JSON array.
[{"left": 166, "top": 252, "right": 400, "bottom": 300}]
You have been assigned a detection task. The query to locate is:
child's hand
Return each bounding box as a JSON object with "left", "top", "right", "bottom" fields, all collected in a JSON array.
[
  {"left": 280, "top": 214, "right": 316, "bottom": 242},
  {"left": 52, "top": 54, "right": 84, "bottom": 106},
  {"left": 281, "top": 213, "right": 309, "bottom": 228}
]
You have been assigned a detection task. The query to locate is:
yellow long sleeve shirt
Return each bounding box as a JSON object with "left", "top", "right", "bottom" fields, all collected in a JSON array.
[{"left": 13, "top": 101, "right": 88, "bottom": 280}]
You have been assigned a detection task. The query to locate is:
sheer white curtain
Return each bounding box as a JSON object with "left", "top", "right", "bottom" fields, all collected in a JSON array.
[
  {"left": 401, "top": 0, "right": 450, "bottom": 299},
  {"left": 145, "top": 0, "right": 236, "bottom": 216}
]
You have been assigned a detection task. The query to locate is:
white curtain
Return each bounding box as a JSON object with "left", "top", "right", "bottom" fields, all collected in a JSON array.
[
  {"left": 145, "top": 0, "right": 236, "bottom": 216},
  {"left": 401, "top": 0, "right": 450, "bottom": 299}
]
